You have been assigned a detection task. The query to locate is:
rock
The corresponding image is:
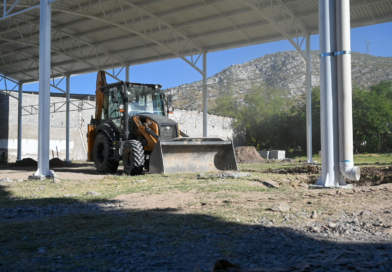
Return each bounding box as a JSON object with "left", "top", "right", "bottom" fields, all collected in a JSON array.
[
  {"left": 281, "top": 158, "right": 293, "bottom": 163},
  {"left": 328, "top": 223, "right": 337, "bottom": 228},
  {"left": 86, "top": 191, "right": 101, "bottom": 196},
  {"left": 217, "top": 172, "right": 251, "bottom": 179},
  {"left": 311, "top": 211, "right": 318, "bottom": 219},
  {"left": 269, "top": 203, "right": 290, "bottom": 212},
  {"left": 48, "top": 170, "right": 58, "bottom": 178},
  {"left": 198, "top": 172, "right": 251, "bottom": 179},
  {"left": 359, "top": 211, "right": 372, "bottom": 217},
  {"left": 261, "top": 180, "right": 280, "bottom": 188},
  {"left": 352, "top": 218, "right": 360, "bottom": 226},
  {"left": 0, "top": 177, "right": 12, "bottom": 183},
  {"left": 309, "top": 226, "right": 319, "bottom": 233},
  {"left": 63, "top": 194, "right": 76, "bottom": 197}
]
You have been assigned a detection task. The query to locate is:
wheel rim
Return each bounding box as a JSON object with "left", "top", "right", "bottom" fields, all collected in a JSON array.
[{"left": 96, "top": 142, "right": 105, "bottom": 163}]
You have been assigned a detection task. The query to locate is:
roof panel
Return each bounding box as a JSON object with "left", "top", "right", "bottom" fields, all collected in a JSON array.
[{"left": 0, "top": 0, "right": 391, "bottom": 82}]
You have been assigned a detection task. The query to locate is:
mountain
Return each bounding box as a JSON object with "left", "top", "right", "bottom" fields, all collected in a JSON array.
[{"left": 166, "top": 51, "right": 392, "bottom": 111}]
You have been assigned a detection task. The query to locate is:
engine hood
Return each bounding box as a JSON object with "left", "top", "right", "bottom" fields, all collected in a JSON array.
[{"left": 137, "top": 114, "right": 177, "bottom": 126}]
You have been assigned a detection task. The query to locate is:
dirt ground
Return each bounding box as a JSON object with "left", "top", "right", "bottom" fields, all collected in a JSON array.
[{"left": 1, "top": 158, "right": 392, "bottom": 271}]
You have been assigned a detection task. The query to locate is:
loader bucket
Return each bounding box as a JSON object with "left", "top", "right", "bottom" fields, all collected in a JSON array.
[{"left": 149, "top": 138, "right": 238, "bottom": 174}]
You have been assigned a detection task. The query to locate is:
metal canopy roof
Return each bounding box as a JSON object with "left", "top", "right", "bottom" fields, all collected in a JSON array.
[{"left": 1, "top": 0, "right": 391, "bottom": 83}]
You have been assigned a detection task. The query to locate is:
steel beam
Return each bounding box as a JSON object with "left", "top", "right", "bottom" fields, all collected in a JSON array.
[
  {"left": 35, "top": 0, "right": 51, "bottom": 177},
  {"left": 305, "top": 33, "right": 313, "bottom": 164},
  {"left": 52, "top": 8, "right": 204, "bottom": 75},
  {"left": 0, "top": 3, "right": 39, "bottom": 22},
  {"left": 65, "top": 75, "right": 71, "bottom": 162},
  {"left": 203, "top": 51, "right": 207, "bottom": 137},
  {"left": 126, "top": 65, "right": 130, "bottom": 82},
  {"left": 243, "top": 0, "right": 308, "bottom": 61},
  {"left": 17, "top": 82, "right": 23, "bottom": 161}
]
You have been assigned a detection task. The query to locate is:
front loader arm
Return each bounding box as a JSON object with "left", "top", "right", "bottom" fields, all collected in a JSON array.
[{"left": 132, "top": 116, "right": 159, "bottom": 149}]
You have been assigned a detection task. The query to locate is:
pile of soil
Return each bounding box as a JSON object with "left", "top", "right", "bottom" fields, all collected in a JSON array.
[
  {"left": 49, "top": 158, "right": 69, "bottom": 168},
  {"left": 265, "top": 165, "right": 321, "bottom": 175},
  {"left": 352, "top": 167, "right": 392, "bottom": 186},
  {"left": 265, "top": 165, "right": 392, "bottom": 187},
  {"left": 15, "top": 158, "right": 37, "bottom": 167},
  {"left": 14, "top": 158, "right": 70, "bottom": 168},
  {"left": 235, "top": 146, "right": 264, "bottom": 164}
]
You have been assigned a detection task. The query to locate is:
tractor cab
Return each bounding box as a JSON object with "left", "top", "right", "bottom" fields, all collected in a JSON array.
[{"left": 101, "top": 82, "right": 167, "bottom": 120}]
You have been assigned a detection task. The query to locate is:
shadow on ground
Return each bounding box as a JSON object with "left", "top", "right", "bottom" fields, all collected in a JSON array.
[
  {"left": 0, "top": 161, "right": 133, "bottom": 178},
  {"left": 0, "top": 183, "right": 391, "bottom": 271}
]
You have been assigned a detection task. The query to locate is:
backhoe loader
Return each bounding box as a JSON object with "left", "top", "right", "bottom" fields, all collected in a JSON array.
[{"left": 87, "top": 71, "right": 237, "bottom": 175}]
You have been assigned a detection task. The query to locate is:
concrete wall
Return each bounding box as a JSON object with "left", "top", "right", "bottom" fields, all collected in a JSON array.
[
  {"left": 169, "top": 109, "right": 233, "bottom": 140},
  {"left": 0, "top": 92, "right": 95, "bottom": 162},
  {"left": 0, "top": 92, "right": 234, "bottom": 162}
]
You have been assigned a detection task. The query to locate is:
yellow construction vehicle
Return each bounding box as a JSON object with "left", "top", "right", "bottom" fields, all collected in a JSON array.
[{"left": 87, "top": 71, "right": 237, "bottom": 175}]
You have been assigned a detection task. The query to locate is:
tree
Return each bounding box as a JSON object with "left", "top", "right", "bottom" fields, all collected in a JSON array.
[{"left": 209, "top": 81, "right": 392, "bottom": 154}]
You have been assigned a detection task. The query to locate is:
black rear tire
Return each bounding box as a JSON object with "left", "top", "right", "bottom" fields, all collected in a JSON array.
[
  {"left": 93, "top": 132, "right": 119, "bottom": 173},
  {"left": 123, "top": 140, "right": 145, "bottom": 175}
]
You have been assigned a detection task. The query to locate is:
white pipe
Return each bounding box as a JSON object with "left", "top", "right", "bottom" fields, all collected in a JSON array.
[
  {"left": 126, "top": 65, "right": 129, "bottom": 82},
  {"left": 17, "top": 82, "right": 23, "bottom": 161},
  {"left": 305, "top": 34, "right": 313, "bottom": 164},
  {"left": 330, "top": 0, "right": 344, "bottom": 186},
  {"left": 336, "top": 0, "right": 360, "bottom": 181},
  {"left": 65, "top": 75, "right": 70, "bottom": 162},
  {"left": 202, "top": 51, "right": 207, "bottom": 137},
  {"left": 36, "top": 0, "right": 51, "bottom": 177}
]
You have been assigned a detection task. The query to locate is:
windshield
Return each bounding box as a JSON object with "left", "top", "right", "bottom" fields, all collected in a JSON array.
[{"left": 127, "top": 85, "right": 164, "bottom": 116}]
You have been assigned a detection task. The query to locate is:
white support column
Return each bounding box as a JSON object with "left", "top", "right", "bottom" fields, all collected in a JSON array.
[
  {"left": 65, "top": 75, "right": 71, "bottom": 163},
  {"left": 126, "top": 65, "right": 130, "bottom": 82},
  {"left": 17, "top": 82, "right": 23, "bottom": 161},
  {"left": 305, "top": 34, "right": 313, "bottom": 164},
  {"left": 35, "top": 0, "right": 52, "bottom": 177},
  {"left": 314, "top": 0, "right": 345, "bottom": 188},
  {"left": 316, "top": 0, "right": 335, "bottom": 187},
  {"left": 202, "top": 52, "right": 207, "bottom": 137}
]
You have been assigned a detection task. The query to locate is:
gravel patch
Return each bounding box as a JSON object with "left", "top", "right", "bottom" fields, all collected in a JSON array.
[
  {"left": 198, "top": 171, "right": 251, "bottom": 179},
  {"left": 1, "top": 208, "right": 391, "bottom": 271}
]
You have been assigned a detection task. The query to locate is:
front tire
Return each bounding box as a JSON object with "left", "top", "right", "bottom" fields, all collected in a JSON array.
[
  {"left": 93, "top": 132, "right": 119, "bottom": 173},
  {"left": 123, "top": 140, "right": 145, "bottom": 175}
]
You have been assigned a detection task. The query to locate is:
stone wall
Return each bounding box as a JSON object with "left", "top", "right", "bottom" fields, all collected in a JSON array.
[{"left": 0, "top": 92, "right": 234, "bottom": 162}]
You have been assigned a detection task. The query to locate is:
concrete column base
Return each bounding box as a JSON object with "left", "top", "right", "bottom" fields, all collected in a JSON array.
[{"left": 309, "top": 184, "right": 353, "bottom": 189}]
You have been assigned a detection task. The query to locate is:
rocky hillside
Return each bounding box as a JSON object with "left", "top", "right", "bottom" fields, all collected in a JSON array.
[{"left": 167, "top": 51, "right": 392, "bottom": 111}]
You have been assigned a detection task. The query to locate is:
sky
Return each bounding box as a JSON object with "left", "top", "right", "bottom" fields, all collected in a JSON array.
[{"left": 14, "top": 21, "right": 392, "bottom": 94}]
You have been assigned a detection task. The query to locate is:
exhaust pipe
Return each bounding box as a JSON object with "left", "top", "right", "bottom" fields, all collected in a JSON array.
[{"left": 336, "top": 0, "right": 360, "bottom": 181}]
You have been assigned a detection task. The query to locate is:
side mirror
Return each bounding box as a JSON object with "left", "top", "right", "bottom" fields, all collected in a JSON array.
[{"left": 167, "top": 94, "right": 173, "bottom": 107}]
